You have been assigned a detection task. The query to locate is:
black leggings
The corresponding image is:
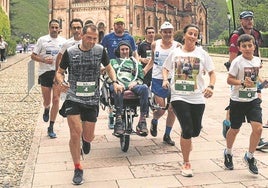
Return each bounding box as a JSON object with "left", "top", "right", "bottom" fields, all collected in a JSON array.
[{"left": 171, "top": 100, "right": 205, "bottom": 139}]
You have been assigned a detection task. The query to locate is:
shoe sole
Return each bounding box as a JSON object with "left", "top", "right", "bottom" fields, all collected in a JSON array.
[
  {"left": 48, "top": 133, "right": 57, "bottom": 139},
  {"left": 181, "top": 172, "right": 193, "bottom": 177},
  {"left": 136, "top": 131, "right": 148, "bottom": 137},
  {"left": 256, "top": 143, "right": 268, "bottom": 150},
  {"left": 72, "top": 180, "right": 84, "bottom": 185},
  {"left": 263, "top": 124, "right": 268, "bottom": 128},
  {"left": 163, "top": 141, "right": 175, "bottom": 146}
]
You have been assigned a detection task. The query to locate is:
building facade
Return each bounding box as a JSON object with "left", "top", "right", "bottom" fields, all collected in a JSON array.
[
  {"left": 0, "top": 0, "right": 9, "bottom": 17},
  {"left": 49, "top": 0, "right": 207, "bottom": 44}
]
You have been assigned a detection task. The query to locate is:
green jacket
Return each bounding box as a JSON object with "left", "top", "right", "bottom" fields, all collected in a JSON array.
[{"left": 110, "top": 57, "right": 144, "bottom": 88}]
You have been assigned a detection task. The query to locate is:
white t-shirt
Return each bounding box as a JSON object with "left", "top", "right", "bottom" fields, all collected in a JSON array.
[
  {"left": 229, "top": 55, "right": 261, "bottom": 102},
  {"left": 0, "top": 40, "right": 7, "bottom": 49},
  {"left": 59, "top": 37, "right": 81, "bottom": 54},
  {"left": 163, "top": 46, "right": 215, "bottom": 104},
  {"left": 33, "top": 34, "right": 66, "bottom": 75},
  {"left": 152, "top": 39, "right": 178, "bottom": 79}
]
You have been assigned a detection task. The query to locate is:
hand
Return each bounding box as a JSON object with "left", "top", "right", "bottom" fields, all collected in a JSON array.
[
  {"left": 203, "top": 87, "right": 213, "bottom": 98},
  {"left": 128, "top": 81, "right": 137, "bottom": 90},
  {"left": 244, "top": 77, "right": 254, "bottom": 88},
  {"left": 113, "top": 83, "right": 124, "bottom": 94},
  {"left": 142, "top": 58, "right": 150, "bottom": 64},
  {"left": 44, "top": 56, "right": 53, "bottom": 64},
  {"left": 60, "top": 81, "right": 70, "bottom": 92},
  {"left": 162, "top": 80, "right": 169, "bottom": 89}
]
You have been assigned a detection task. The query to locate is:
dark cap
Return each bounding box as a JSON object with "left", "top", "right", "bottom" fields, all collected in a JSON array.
[
  {"left": 115, "top": 40, "right": 132, "bottom": 58},
  {"left": 240, "top": 11, "right": 254, "bottom": 19}
]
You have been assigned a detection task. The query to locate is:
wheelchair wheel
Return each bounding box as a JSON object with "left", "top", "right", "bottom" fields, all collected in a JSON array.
[{"left": 120, "top": 135, "right": 130, "bottom": 152}]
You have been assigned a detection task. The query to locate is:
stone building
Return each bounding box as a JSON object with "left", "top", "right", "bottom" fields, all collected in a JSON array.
[
  {"left": 0, "top": 0, "right": 9, "bottom": 17},
  {"left": 49, "top": 0, "right": 207, "bottom": 44}
]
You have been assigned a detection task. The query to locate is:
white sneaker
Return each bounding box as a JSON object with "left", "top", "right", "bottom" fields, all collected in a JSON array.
[{"left": 181, "top": 163, "right": 193, "bottom": 177}]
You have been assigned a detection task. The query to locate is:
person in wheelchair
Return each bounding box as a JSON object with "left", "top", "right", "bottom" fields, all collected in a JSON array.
[{"left": 109, "top": 40, "right": 149, "bottom": 137}]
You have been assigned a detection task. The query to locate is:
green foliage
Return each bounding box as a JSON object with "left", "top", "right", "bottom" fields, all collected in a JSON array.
[
  {"left": 202, "top": 0, "right": 268, "bottom": 44},
  {"left": 261, "top": 32, "right": 268, "bottom": 47},
  {"left": 207, "top": 46, "right": 229, "bottom": 55},
  {"left": 10, "top": 0, "right": 48, "bottom": 42},
  {"left": 207, "top": 45, "right": 268, "bottom": 58},
  {"left": 0, "top": 7, "right": 13, "bottom": 55},
  {"left": 0, "top": 8, "right": 11, "bottom": 39},
  {"left": 174, "top": 30, "right": 183, "bottom": 43},
  {"left": 238, "top": 0, "right": 268, "bottom": 32}
]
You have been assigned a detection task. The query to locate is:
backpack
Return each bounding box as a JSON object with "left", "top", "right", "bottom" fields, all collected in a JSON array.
[
  {"left": 224, "top": 27, "right": 263, "bottom": 70},
  {"left": 228, "top": 27, "right": 262, "bottom": 56}
]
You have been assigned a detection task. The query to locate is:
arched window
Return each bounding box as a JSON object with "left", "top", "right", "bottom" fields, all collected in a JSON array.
[
  {"left": 136, "top": 14, "right": 140, "bottom": 28},
  {"left": 85, "top": 20, "right": 93, "bottom": 25}
]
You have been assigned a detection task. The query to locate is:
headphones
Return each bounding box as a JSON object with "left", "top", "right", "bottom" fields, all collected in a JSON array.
[{"left": 114, "top": 41, "right": 133, "bottom": 58}]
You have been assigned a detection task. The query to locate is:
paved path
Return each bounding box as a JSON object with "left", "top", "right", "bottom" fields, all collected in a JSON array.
[{"left": 20, "top": 54, "right": 268, "bottom": 187}]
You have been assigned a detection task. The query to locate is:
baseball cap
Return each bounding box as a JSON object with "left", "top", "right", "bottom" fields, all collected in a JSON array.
[
  {"left": 114, "top": 17, "right": 125, "bottom": 24},
  {"left": 240, "top": 11, "right": 254, "bottom": 19},
  {"left": 160, "top": 21, "right": 174, "bottom": 30}
]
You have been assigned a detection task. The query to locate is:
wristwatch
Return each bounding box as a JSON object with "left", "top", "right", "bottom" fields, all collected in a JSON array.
[
  {"left": 208, "top": 85, "right": 214, "bottom": 90},
  {"left": 241, "top": 80, "right": 245, "bottom": 87}
]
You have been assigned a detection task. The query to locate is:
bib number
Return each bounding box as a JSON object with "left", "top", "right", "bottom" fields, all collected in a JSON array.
[
  {"left": 238, "top": 88, "right": 256, "bottom": 100},
  {"left": 175, "top": 80, "right": 195, "bottom": 94},
  {"left": 76, "top": 82, "right": 95, "bottom": 97}
]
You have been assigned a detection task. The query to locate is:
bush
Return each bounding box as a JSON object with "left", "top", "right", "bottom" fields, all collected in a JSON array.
[
  {"left": 0, "top": 7, "right": 16, "bottom": 56},
  {"left": 207, "top": 45, "right": 268, "bottom": 58}
]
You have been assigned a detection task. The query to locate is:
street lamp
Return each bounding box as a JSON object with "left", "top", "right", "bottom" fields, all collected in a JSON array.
[
  {"left": 227, "top": 12, "right": 231, "bottom": 36},
  {"left": 129, "top": 22, "right": 133, "bottom": 35}
]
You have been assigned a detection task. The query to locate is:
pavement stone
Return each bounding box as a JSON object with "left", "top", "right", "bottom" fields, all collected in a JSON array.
[{"left": 19, "top": 54, "right": 268, "bottom": 187}]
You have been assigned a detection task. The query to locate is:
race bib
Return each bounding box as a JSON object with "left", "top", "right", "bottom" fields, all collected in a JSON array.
[
  {"left": 175, "top": 80, "right": 195, "bottom": 94},
  {"left": 76, "top": 82, "right": 95, "bottom": 97},
  {"left": 238, "top": 88, "right": 256, "bottom": 100},
  {"left": 146, "top": 50, "right": 152, "bottom": 58}
]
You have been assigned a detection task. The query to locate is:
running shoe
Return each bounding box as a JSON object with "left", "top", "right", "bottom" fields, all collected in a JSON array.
[
  {"left": 114, "top": 117, "right": 124, "bottom": 136},
  {"left": 43, "top": 108, "right": 50, "bottom": 122},
  {"left": 224, "top": 150, "right": 233, "bottom": 170},
  {"left": 181, "top": 163, "right": 193, "bottom": 177},
  {"left": 72, "top": 169, "right": 84, "bottom": 185},
  {"left": 243, "top": 153, "right": 258, "bottom": 175},
  {"left": 150, "top": 119, "right": 158, "bottom": 137},
  {"left": 82, "top": 136, "right": 91, "bottom": 154},
  {"left": 47, "top": 127, "right": 56, "bottom": 139},
  {"left": 222, "top": 119, "right": 231, "bottom": 139},
  {"left": 163, "top": 134, "right": 175, "bottom": 146},
  {"left": 136, "top": 121, "right": 148, "bottom": 137},
  {"left": 256, "top": 138, "right": 268, "bottom": 151}
]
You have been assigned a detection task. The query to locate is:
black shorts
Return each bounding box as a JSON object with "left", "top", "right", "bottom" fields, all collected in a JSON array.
[
  {"left": 38, "top": 70, "right": 55, "bottom": 87},
  {"left": 143, "top": 68, "right": 152, "bottom": 87},
  {"left": 171, "top": 100, "right": 205, "bottom": 139},
  {"left": 229, "top": 98, "right": 262, "bottom": 129},
  {"left": 64, "top": 100, "right": 99, "bottom": 122}
]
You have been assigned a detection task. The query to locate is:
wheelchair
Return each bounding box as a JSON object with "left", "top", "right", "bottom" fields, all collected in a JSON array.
[
  {"left": 100, "top": 77, "right": 170, "bottom": 152},
  {"left": 100, "top": 78, "right": 142, "bottom": 152}
]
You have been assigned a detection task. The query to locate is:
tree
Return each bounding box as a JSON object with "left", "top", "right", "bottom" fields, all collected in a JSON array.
[{"left": 239, "top": 0, "right": 268, "bottom": 32}]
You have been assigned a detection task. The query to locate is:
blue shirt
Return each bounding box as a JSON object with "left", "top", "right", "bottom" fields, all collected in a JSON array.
[{"left": 101, "top": 32, "right": 136, "bottom": 59}]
